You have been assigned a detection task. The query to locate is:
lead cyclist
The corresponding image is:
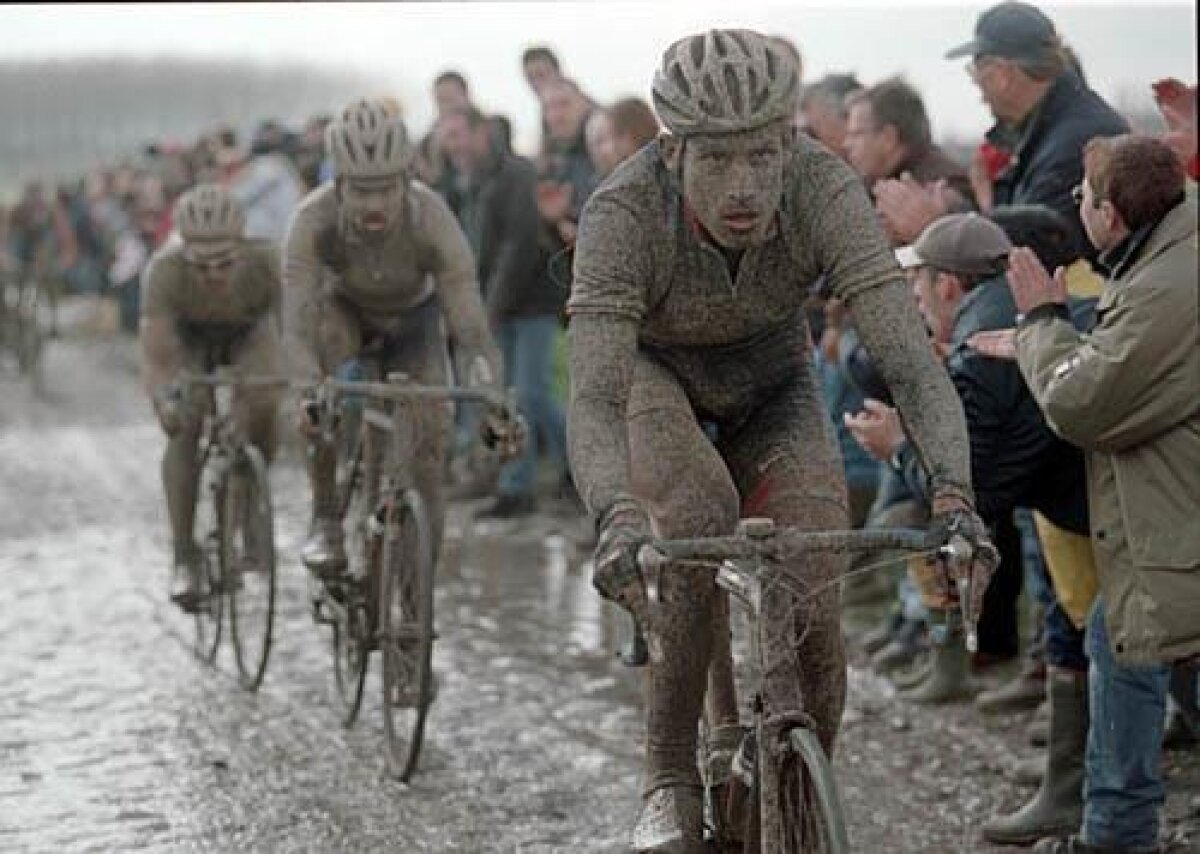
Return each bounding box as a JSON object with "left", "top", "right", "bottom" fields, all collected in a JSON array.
[{"left": 565, "top": 29, "right": 1000, "bottom": 851}]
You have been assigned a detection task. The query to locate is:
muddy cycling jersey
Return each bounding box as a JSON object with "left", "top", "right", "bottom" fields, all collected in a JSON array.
[
  {"left": 282, "top": 180, "right": 498, "bottom": 381},
  {"left": 568, "top": 135, "right": 973, "bottom": 517},
  {"left": 141, "top": 239, "right": 279, "bottom": 331}
]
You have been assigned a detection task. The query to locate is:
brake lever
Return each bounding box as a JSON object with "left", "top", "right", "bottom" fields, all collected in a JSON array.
[{"left": 937, "top": 535, "right": 977, "bottom": 652}]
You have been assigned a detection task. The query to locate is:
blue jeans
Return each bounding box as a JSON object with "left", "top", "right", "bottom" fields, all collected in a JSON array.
[
  {"left": 496, "top": 316, "right": 567, "bottom": 497},
  {"left": 1083, "top": 600, "right": 1171, "bottom": 848}
]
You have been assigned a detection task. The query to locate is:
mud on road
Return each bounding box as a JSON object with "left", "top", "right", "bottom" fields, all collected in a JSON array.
[{"left": 1, "top": 331, "right": 1197, "bottom": 853}]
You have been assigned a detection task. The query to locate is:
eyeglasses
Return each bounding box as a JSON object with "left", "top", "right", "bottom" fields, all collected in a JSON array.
[{"left": 966, "top": 55, "right": 1000, "bottom": 81}]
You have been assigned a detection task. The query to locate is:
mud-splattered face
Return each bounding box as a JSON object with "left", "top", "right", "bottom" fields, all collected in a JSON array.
[
  {"left": 671, "top": 123, "right": 789, "bottom": 250},
  {"left": 340, "top": 176, "right": 407, "bottom": 238},
  {"left": 184, "top": 239, "right": 240, "bottom": 292}
]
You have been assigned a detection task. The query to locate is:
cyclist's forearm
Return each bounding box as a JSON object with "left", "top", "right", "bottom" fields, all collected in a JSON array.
[
  {"left": 848, "top": 280, "right": 974, "bottom": 505},
  {"left": 567, "top": 315, "right": 638, "bottom": 518},
  {"left": 139, "top": 315, "right": 183, "bottom": 396},
  {"left": 280, "top": 246, "right": 324, "bottom": 381},
  {"left": 441, "top": 269, "right": 504, "bottom": 388}
]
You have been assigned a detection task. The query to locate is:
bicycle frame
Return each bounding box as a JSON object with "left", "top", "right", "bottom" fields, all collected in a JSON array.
[{"left": 636, "top": 519, "right": 964, "bottom": 851}]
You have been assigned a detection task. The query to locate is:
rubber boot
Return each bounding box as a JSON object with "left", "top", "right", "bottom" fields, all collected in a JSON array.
[
  {"left": 301, "top": 437, "right": 346, "bottom": 576},
  {"left": 872, "top": 617, "right": 928, "bottom": 673},
  {"left": 983, "top": 669, "right": 1087, "bottom": 845},
  {"left": 977, "top": 659, "right": 1047, "bottom": 713},
  {"left": 861, "top": 610, "right": 902, "bottom": 656},
  {"left": 890, "top": 657, "right": 933, "bottom": 691},
  {"left": 900, "top": 611, "right": 973, "bottom": 704},
  {"left": 631, "top": 785, "right": 706, "bottom": 853}
]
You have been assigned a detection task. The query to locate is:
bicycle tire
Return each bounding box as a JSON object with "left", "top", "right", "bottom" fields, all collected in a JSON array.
[
  {"left": 193, "top": 458, "right": 224, "bottom": 664},
  {"left": 227, "top": 445, "right": 277, "bottom": 691},
  {"left": 331, "top": 422, "right": 374, "bottom": 727},
  {"left": 380, "top": 487, "right": 435, "bottom": 782},
  {"left": 15, "top": 286, "right": 44, "bottom": 393},
  {"left": 778, "top": 727, "right": 850, "bottom": 854}
]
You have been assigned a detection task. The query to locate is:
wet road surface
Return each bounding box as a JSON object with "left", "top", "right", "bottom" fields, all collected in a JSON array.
[{"left": 2, "top": 331, "right": 1197, "bottom": 853}]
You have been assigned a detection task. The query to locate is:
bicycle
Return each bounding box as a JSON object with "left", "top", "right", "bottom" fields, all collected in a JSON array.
[
  {"left": 302, "top": 359, "right": 516, "bottom": 782},
  {"left": 178, "top": 369, "right": 283, "bottom": 691},
  {"left": 0, "top": 274, "right": 45, "bottom": 392},
  {"left": 633, "top": 517, "right": 970, "bottom": 853}
]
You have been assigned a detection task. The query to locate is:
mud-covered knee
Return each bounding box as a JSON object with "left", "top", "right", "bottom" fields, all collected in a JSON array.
[{"left": 650, "top": 474, "right": 738, "bottom": 541}]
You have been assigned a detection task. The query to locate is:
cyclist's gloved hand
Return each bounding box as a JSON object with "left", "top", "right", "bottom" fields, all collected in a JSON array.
[
  {"left": 480, "top": 401, "right": 526, "bottom": 461},
  {"left": 153, "top": 382, "right": 186, "bottom": 436},
  {"left": 593, "top": 497, "right": 653, "bottom": 610},
  {"left": 929, "top": 494, "right": 1000, "bottom": 632}
]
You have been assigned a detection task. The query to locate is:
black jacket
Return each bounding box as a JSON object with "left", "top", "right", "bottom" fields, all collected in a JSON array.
[
  {"left": 459, "top": 151, "right": 561, "bottom": 322},
  {"left": 989, "top": 71, "right": 1128, "bottom": 263},
  {"left": 897, "top": 273, "right": 1089, "bottom": 534}
]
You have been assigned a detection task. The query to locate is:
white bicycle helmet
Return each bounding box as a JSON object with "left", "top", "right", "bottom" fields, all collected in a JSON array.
[
  {"left": 174, "top": 184, "right": 245, "bottom": 242},
  {"left": 652, "top": 29, "right": 800, "bottom": 136},
  {"left": 325, "top": 98, "right": 414, "bottom": 179}
]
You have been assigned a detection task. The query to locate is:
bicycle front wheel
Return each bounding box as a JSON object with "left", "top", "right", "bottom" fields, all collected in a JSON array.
[
  {"left": 193, "top": 461, "right": 224, "bottom": 664},
  {"left": 778, "top": 727, "right": 850, "bottom": 853},
  {"left": 226, "top": 445, "right": 277, "bottom": 691},
  {"left": 15, "top": 285, "right": 44, "bottom": 393},
  {"left": 379, "top": 487, "right": 435, "bottom": 782}
]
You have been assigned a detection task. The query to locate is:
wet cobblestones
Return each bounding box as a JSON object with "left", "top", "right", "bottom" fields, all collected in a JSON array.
[{"left": 1, "top": 338, "right": 1196, "bottom": 853}]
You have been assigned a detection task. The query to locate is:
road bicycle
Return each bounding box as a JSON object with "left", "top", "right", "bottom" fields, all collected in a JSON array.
[
  {"left": 634, "top": 518, "right": 968, "bottom": 852},
  {"left": 180, "top": 369, "right": 282, "bottom": 692},
  {"left": 302, "top": 357, "right": 516, "bottom": 782},
  {"left": 0, "top": 274, "right": 45, "bottom": 392}
]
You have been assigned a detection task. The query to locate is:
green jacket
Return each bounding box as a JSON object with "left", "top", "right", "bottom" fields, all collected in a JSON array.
[{"left": 1016, "top": 195, "right": 1200, "bottom": 666}]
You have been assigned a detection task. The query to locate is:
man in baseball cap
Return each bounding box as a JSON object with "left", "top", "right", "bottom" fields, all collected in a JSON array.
[
  {"left": 897, "top": 213, "right": 1011, "bottom": 280},
  {"left": 946, "top": 1, "right": 1061, "bottom": 62},
  {"left": 946, "top": 2, "right": 1127, "bottom": 266}
]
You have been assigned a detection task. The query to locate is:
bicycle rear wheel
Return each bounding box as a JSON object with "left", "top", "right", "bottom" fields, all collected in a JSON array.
[
  {"left": 379, "top": 487, "right": 435, "bottom": 782},
  {"left": 193, "top": 460, "right": 224, "bottom": 664},
  {"left": 778, "top": 727, "right": 850, "bottom": 853},
  {"left": 226, "top": 446, "right": 277, "bottom": 691}
]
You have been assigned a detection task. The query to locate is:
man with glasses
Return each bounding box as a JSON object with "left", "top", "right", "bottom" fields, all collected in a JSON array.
[{"left": 139, "top": 184, "right": 283, "bottom": 611}]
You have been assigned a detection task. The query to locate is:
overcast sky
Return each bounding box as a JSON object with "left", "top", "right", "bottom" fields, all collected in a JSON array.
[{"left": 3, "top": 1, "right": 1195, "bottom": 155}]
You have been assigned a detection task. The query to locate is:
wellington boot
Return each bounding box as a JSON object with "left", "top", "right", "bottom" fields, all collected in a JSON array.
[
  {"left": 890, "top": 658, "right": 933, "bottom": 691},
  {"left": 900, "top": 638, "right": 973, "bottom": 705},
  {"left": 631, "top": 785, "right": 707, "bottom": 853},
  {"left": 983, "top": 670, "right": 1087, "bottom": 845},
  {"left": 861, "top": 611, "right": 902, "bottom": 656},
  {"left": 977, "top": 660, "right": 1047, "bottom": 714},
  {"left": 871, "top": 618, "right": 928, "bottom": 673}
]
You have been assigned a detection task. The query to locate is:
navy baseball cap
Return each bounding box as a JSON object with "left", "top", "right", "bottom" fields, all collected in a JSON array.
[{"left": 946, "top": 2, "right": 1060, "bottom": 61}]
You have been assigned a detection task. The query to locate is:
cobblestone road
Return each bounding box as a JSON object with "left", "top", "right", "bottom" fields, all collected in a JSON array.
[{"left": 1, "top": 334, "right": 1196, "bottom": 853}]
